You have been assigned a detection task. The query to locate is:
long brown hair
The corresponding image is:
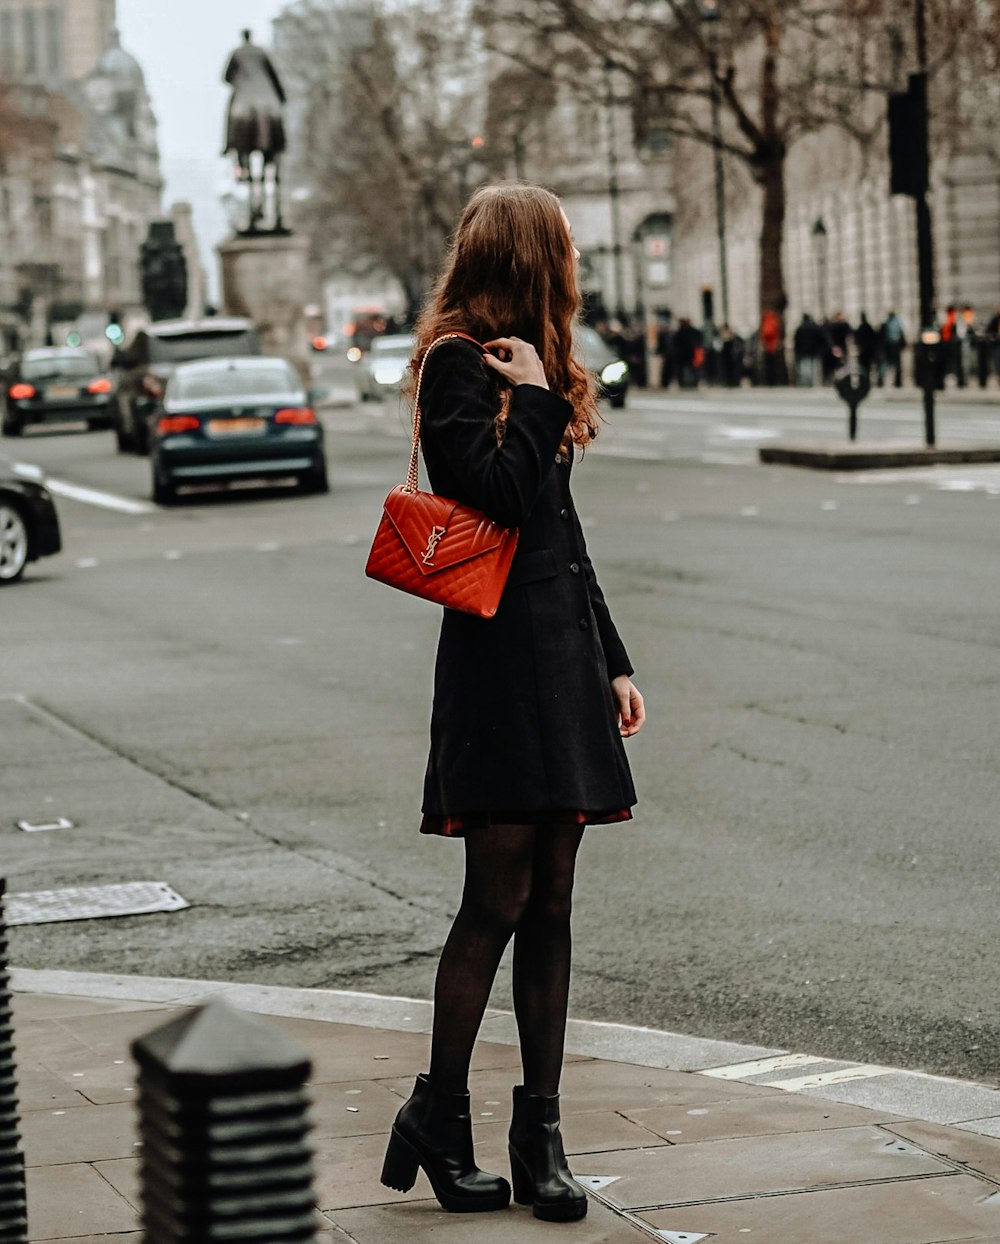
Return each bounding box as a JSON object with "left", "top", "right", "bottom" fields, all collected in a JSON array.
[{"left": 409, "top": 183, "right": 600, "bottom": 446}]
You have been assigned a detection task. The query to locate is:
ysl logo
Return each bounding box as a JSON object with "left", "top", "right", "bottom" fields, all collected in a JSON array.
[{"left": 422, "top": 525, "right": 447, "bottom": 565}]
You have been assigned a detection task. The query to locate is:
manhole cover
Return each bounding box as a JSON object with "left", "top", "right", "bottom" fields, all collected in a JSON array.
[{"left": 6, "top": 881, "right": 189, "bottom": 926}]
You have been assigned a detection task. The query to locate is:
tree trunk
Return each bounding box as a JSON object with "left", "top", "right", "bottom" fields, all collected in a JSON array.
[
  {"left": 758, "top": 144, "right": 786, "bottom": 318},
  {"left": 756, "top": 17, "right": 787, "bottom": 332}
]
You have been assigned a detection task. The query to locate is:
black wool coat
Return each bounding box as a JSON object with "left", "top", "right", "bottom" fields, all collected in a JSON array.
[{"left": 418, "top": 339, "right": 637, "bottom": 819}]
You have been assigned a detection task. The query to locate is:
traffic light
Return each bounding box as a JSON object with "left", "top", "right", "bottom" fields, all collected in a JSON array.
[
  {"left": 140, "top": 221, "right": 188, "bottom": 322},
  {"left": 105, "top": 311, "right": 125, "bottom": 346},
  {"left": 888, "top": 74, "right": 928, "bottom": 199}
]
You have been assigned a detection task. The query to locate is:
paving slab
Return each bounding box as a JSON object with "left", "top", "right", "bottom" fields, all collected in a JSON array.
[
  {"left": 330, "top": 1197, "right": 647, "bottom": 1242},
  {"left": 575, "top": 1126, "right": 948, "bottom": 1209},
  {"left": 21, "top": 1101, "right": 137, "bottom": 1166},
  {"left": 886, "top": 1118, "right": 1000, "bottom": 1183},
  {"left": 15, "top": 1061, "right": 88, "bottom": 1112},
  {"left": 639, "top": 1174, "right": 1000, "bottom": 1244},
  {"left": 623, "top": 1092, "right": 905, "bottom": 1145},
  {"left": 25, "top": 1163, "right": 139, "bottom": 1240}
]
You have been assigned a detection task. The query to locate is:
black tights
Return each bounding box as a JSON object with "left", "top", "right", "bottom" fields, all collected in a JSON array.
[{"left": 428, "top": 823, "right": 585, "bottom": 1098}]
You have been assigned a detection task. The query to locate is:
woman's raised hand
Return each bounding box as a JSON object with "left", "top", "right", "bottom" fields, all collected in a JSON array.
[{"left": 482, "top": 337, "right": 549, "bottom": 389}]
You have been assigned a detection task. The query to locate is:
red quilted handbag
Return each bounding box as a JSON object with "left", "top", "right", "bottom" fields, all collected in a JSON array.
[{"left": 365, "top": 333, "right": 519, "bottom": 618}]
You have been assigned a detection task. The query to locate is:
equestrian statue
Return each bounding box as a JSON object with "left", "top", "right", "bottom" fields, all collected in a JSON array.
[{"left": 222, "top": 29, "right": 288, "bottom": 234}]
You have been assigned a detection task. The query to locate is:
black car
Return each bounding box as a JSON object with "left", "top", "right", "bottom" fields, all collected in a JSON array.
[
  {"left": 576, "top": 326, "right": 630, "bottom": 408},
  {"left": 149, "top": 356, "right": 329, "bottom": 504},
  {"left": 0, "top": 460, "right": 61, "bottom": 584},
  {"left": 2, "top": 347, "right": 113, "bottom": 435},
  {"left": 111, "top": 317, "right": 261, "bottom": 455}
]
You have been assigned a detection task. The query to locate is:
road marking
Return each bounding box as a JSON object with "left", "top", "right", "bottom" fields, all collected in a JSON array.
[
  {"left": 700, "top": 1052, "right": 822, "bottom": 1079},
  {"left": 46, "top": 477, "right": 155, "bottom": 515},
  {"left": 761, "top": 1063, "right": 889, "bottom": 1091}
]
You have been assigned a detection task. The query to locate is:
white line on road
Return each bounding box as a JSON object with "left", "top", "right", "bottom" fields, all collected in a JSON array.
[
  {"left": 45, "top": 477, "right": 156, "bottom": 515},
  {"left": 761, "top": 1063, "right": 890, "bottom": 1091},
  {"left": 700, "top": 1052, "right": 822, "bottom": 1079}
]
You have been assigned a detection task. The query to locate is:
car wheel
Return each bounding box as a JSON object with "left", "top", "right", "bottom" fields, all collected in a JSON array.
[
  {"left": 2, "top": 417, "right": 23, "bottom": 437},
  {"left": 610, "top": 392, "right": 626, "bottom": 409},
  {"left": 151, "top": 463, "right": 176, "bottom": 506},
  {"left": 301, "top": 460, "right": 330, "bottom": 494},
  {"left": 0, "top": 501, "right": 29, "bottom": 584}
]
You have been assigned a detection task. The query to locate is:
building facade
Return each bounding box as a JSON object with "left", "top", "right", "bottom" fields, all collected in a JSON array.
[{"left": 0, "top": 0, "right": 162, "bottom": 354}]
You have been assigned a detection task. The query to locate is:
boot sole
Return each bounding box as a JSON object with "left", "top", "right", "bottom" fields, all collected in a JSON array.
[{"left": 382, "top": 1127, "right": 511, "bottom": 1213}]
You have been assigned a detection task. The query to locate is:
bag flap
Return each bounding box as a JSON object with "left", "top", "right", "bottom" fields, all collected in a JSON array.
[{"left": 383, "top": 485, "right": 508, "bottom": 576}]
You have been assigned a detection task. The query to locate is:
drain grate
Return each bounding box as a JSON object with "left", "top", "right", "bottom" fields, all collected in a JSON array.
[{"left": 6, "top": 881, "right": 189, "bottom": 926}]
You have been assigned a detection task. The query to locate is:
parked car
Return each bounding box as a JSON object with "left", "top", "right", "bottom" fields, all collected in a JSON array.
[
  {"left": 148, "top": 356, "right": 328, "bottom": 504},
  {"left": 576, "top": 325, "right": 629, "bottom": 408},
  {"left": 0, "top": 459, "right": 61, "bottom": 583},
  {"left": 2, "top": 347, "right": 113, "bottom": 436},
  {"left": 111, "top": 317, "right": 261, "bottom": 455},
  {"left": 357, "top": 334, "right": 414, "bottom": 402}
]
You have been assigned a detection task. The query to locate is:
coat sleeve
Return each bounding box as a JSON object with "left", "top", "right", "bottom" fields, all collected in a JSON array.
[
  {"left": 420, "top": 341, "right": 572, "bottom": 529},
  {"left": 577, "top": 521, "right": 634, "bottom": 680}
]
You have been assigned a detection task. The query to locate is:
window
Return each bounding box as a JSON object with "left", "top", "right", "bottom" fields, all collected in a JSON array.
[
  {"left": 22, "top": 8, "right": 37, "bottom": 76},
  {"left": 45, "top": 6, "right": 61, "bottom": 78},
  {"left": 0, "top": 11, "right": 15, "bottom": 76}
]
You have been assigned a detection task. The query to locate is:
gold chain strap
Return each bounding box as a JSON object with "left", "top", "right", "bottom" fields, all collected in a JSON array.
[{"left": 406, "top": 333, "right": 477, "bottom": 493}]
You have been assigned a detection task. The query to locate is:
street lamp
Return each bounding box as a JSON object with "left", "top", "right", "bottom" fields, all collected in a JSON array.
[
  {"left": 811, "top": 217, "right": 828, "bottom": 317},
  {"left": 701, "top": 0, "right": 729, "bottom": 328}
]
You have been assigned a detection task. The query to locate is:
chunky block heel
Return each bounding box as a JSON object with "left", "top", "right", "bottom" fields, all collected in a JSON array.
[
  {"left": 380, "top": 1075, "right": 511, "bottom": 1213},
  {"left": 508, "top": 1085, "right": 588, "bottom": 1222},
  {"left": 508, "top": 1145, "right": 534, "bottom": 1205},
  {"left": 381, "top": 1128, "right": 419, "bottom": 1193}
]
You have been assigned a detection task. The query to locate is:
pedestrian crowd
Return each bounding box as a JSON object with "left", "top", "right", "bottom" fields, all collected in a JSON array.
[{"left": 593, "top": 305, "right": 1000, "bottom": 391}]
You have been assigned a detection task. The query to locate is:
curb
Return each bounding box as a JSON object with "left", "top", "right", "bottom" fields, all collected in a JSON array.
[
  {"left": 11, "top": 967, "right": 1000, "bottom": 1137},
  {"left": 759, "top": 442, "right": 1000, "bottom": 470}
]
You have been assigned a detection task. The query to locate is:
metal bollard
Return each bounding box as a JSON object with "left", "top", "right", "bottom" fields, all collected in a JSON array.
[
  {"left": 132, "top": 996, "right": 318, "bottom": 1243},
  {"left": 0, "top": 879, "right": 29, "bottom": 1244}
]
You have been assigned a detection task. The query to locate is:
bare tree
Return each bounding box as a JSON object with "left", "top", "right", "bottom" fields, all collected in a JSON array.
[
  {"left": 277, "top": 0, "right": 487, "bottom": 320},
  {"left": 477, "top": 0, "right": 975, "bottom": 325}
]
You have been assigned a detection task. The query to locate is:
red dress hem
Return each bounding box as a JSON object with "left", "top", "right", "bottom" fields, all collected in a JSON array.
[{"left": 419, "top": 808, "right": 633, "bottom": 838}]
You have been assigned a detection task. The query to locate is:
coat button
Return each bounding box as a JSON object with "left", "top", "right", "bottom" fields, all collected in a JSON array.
[
  {"left": 569, "top": 562, "right": 580, "bottom": 574},
  {"left": 578, "top": 617, "right": 590, "bottom": 630},
  {"left": 560, "top": 508, "right": 569, "bottom": 520},
  {"left": 554, "top": 452, "right": 563, "bottom": 464}
]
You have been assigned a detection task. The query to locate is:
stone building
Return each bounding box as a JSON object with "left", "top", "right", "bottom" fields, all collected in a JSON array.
[
  {"left": 0, "top": 2, "right": 162, "bottom": 353},
  {"left": 483, "top": 60, "right": 674, "bottom": 333},
  {"left": 0, "top": 0, "right": 115, "bottom": 83},
  {"left": 667, "top": 28, "right": 1000, "bottom": 339}
]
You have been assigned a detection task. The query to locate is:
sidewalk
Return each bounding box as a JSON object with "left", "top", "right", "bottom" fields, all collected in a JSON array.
[{"left": 12, "top": 969, "right": 1000, "bottom": 1244}]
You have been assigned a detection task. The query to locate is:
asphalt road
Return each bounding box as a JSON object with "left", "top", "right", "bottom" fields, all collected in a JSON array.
[{"left": 4, "top": 369, "right": 999, "bottom": 1085}]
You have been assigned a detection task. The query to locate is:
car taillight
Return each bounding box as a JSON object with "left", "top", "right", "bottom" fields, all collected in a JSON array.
[
  {"left": 142, "top": 374, "right": 165, "bottom": 398},
  {"left": 157, "top": 415, "right": 200, "bottom": 434},
  {"left": 274, "top": 407, "right": 317, "bottom": 424},
  {"left": 87, "top": 378, "right": 112, "bottom": 394},
  {"left": 9, "top": 383, "right": 35, "bottom": 399}
]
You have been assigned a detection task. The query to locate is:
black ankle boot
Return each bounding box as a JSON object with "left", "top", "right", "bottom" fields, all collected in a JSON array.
[
  {"left": 508, "top": 1085, "right": 588, "bottom": 1221},
  {"left": 381, "top": 1074, "right": 511, "bottom": 1213}
]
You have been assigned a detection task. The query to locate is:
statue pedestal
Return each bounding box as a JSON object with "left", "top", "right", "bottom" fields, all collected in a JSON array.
[{"left": 217, "top": 234, "right": 312, "bottom": 383}]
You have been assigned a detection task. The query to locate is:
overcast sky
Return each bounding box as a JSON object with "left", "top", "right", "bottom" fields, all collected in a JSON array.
[{"left": 118, "top": 0, "right": 287, "bottom": 300}]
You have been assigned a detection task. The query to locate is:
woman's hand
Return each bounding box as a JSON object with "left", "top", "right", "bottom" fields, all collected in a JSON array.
[
  {"left": 611, "top": 675, "right": 645, "bottom": 738},
  {"left": 482, "top": 336, "right": 549, "bottom": 389}
]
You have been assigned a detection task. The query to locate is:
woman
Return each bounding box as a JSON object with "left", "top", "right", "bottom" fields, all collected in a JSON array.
[{"left": 381, "top": 184, "right": 645, "bottom": 1222}]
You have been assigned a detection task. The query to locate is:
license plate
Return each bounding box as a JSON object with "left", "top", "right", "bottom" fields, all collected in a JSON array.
[
  {"left": 47, "top": 385, "right": 77, "bottom": 398},
  {"left": 207, "top": 417, "right": 265, "bottom": 435}
]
